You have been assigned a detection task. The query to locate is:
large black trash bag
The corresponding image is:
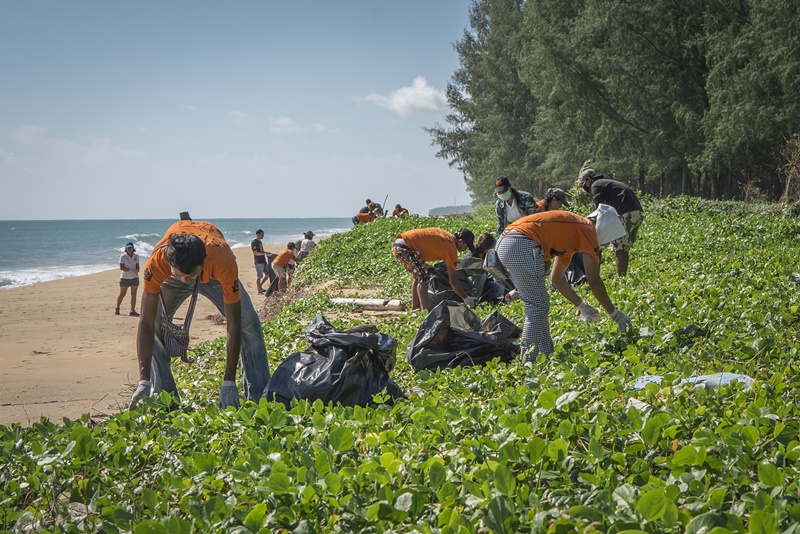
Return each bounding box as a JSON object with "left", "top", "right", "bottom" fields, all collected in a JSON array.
[
  {"left": 427, "top": 259, "right": 505, "bottom": 310},
  {"left": 264, "top": 314, "right": 405, "bottom": 407},
  {"left": 406, "top": 301, "right": 521, "bottom": 371}
]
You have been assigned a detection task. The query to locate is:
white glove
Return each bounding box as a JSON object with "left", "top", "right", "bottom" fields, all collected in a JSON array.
[
  {"left": 576, "top": 300, "right": 601, "bottom": 322},
  {"left": 609, "top": 308, "right": 634, "bottom": 332},
  {"left": 464, "top": 296, "right": 479, "bottom": 308},
  {"left": 504, "top": 290, "right": 519, "bottom": 302},
  {"left": 218, "top": 380, "right": 241, "bottom": 410},
  {"left": 129, "top": 380, "right": 151, "bottom": 410}
]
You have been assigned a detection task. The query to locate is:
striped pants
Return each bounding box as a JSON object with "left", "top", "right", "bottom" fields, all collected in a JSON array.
[{"left": 496, "top": 232, "right": 553, "bottom": 357}]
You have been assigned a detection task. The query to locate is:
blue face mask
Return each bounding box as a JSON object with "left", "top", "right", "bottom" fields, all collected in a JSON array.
[{"left": 497, "top": 190, "right": 512, "bottom": 201}]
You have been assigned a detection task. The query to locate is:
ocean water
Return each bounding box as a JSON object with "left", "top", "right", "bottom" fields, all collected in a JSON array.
[{"left": 0, "top": 218, "right": 353, "bottom": 290}]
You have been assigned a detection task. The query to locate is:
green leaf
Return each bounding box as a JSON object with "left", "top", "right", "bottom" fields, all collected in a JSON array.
[
  {"left": 757, "top": 464, "right": 784, "bottom": 488},
  {"left": 749, "top": 510, "right": 778, "bottom": 534},
  {"left": 244, "top": 504, "right": 267, "bottom": 532},
  {"left": 133, "top": 521, "right": 169, "bottom": 534},
  {"left": 637, "top": 488, "right": 668, "bottom": 521},
  {"left": 642, "top": 414, "right": 668, "bottom": 446},
  {"left": 547, "top": 438, "right": 568, "bottom": 461},
  {"left": 538, "top": 389, "right": 558, "bottom": 410},
  {"left": 486, "top": 496, "right": 514, "bottom": 534},
  {"left": 268, "top": 472, "right": 291, "bottom": 493},
  {"left": 493, "top": 463, "right": 515, "bottom": 496},
  {"left": 328, "top": 426, "right": 354, "bottom": 452},
  {"left": 428, "top": 462, "right": 446, "bottom": 490},
  {"left": 673, "top": 446, "right": 698, "bottom": 466},
  {"left": 685, "top": 512, "right": 725, "bottom": 534},
  {"left": 324, "top": 472, "right": 341, "bottom": 495}
]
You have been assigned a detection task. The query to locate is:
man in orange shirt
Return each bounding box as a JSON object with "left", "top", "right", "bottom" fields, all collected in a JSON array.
[
  {"left": 130, "top": 219, "right": 270, "bottom": 410},
  {"left": 393, "top": 227, "right": 478, "bottom": 311},
  {"left": 495, "top": 209, "right": 633, "bottom": 358},
  {"left": 271, "top": 241, "right": 296, "bottom": 291}
]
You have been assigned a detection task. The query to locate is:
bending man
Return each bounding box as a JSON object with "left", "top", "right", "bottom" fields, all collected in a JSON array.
[
  {"left": 393, "top": 227, "right": 478, "bottom": 311},
  {"left": 130, "top": 219, "right": 270, "bottom": 410}
]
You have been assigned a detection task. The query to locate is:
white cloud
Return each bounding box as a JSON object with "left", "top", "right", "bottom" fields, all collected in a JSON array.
[
  {"left": 0, "top": 147, "right": 15, "bottom": 161},
  {"left": 183, "top": 104, "right": 198, "bottom": 112},
  {"left": 227, "top": 111, "right": 250, "bottom": 120},
  {"left": 269, "top": 116, "right": 329, "bottom": 134},
  {"left": 363, "top": 76, "right": 448, "bottom": 116},
  {"left": 11, "top": 124, "right": 145, "bottom": 165}
]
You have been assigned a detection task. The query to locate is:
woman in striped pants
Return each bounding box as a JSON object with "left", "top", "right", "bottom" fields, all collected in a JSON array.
[{"left": 496, "top": 208, "right": 633, "bottom": 359}]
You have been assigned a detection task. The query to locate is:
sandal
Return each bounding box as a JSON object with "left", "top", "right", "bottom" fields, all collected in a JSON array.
[{"left": 115, "top": 308, "right": 120, "bottom": 315}]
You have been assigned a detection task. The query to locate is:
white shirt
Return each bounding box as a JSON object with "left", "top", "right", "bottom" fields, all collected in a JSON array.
[
  {"left": 119, "top": 252, "right": 140, "bottom": 279},
  {"left": 301, "top": 239, "right": 316, "bottom": 253},
  {"left": 504, "top": 200, "right": 525, "bottom": 224}
]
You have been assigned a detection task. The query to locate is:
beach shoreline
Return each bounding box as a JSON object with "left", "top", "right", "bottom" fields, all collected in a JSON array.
[{"left": 0, "top": 244, "right": 287, "bottom": 426}]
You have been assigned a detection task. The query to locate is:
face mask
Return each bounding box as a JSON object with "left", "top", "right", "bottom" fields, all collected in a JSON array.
[{"left": 497, "top": 191, "right": 512, "bottom": 201}]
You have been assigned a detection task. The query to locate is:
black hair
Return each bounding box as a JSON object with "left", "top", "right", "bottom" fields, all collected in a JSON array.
[
  {"left": 304, "top": 231, "right": 314, "bottom": 239},
  {"left": 365, "top": 199, "right": 372, "bottom": 204},
  {"left": 256, "top": 229, "right": 264, "bottom": 235},
  {"left": 454, "top": 228, "right": 477, "bottom": 254},
  {"left": 395, "top": 204, "right": 402, "bottom": 209},
  {"left": 287, "top": 241, "right": 296, "bottom": 250},
  {"left": 166, "top": 233, "right": 207, "bottom": 274},
  {"left": 474, "top": 233, "right": 496, "bottom": 258}
]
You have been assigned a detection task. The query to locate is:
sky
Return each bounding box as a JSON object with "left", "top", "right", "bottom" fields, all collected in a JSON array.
[{"left": 0, "top": 1, "right": 474, "bottom": 220}]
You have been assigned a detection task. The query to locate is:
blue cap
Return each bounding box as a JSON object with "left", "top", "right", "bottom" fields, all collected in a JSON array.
[{"left": 125, "top": 242, "right": 135, "bottom": 249}]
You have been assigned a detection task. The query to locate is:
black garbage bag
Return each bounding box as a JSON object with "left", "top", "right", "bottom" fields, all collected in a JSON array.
[
  {"left": 427, "top": 260, "right": 505, "bottom": 310},
  {"left": 565, "top": 253, "right": 587, "bottom": 286},
  {"left": 264, "top": 314, "right": 405, "bottom": 407},
  {"left": 406, "top": 301, "right": 521, "bottom": 371}
]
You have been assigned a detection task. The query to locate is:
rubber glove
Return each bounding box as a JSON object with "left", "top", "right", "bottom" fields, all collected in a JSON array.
[
  {"left": 504, "top": 290, "right": 519, "bottom": 302},
  {"left": 464, "top": 296, "right": 479, "bottom": 308},
  {"left": 576, "top": 300, "right": 601, "bottom": 322},
  {"left": 129, "top": 380, "right": 151, "bottom": 410},
  {"left": 218, "top": 380, "right": 241, "bottom": 410},
  {"left": 609, "top": 308, "right": 634, "bottom": 331}
]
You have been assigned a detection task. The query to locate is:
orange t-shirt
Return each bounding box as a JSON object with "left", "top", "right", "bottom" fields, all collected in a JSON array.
[
  {"left": 505, "top": 211, "right": 600, "bottom": 265},
  {"left": 273, "top": 249, "right": 294, "bottom": 267},
  {"left": 397, "top": 227, "right": 459, "bottom": 269},
  {"left": 143, "top": 220, "right": 241, "bottom": 304},
  {"left": 356, "top": 212, "right": 376, "bottom": 223},
  {"left": 392, "top": 208, "right": 409, "bottom": 217}
]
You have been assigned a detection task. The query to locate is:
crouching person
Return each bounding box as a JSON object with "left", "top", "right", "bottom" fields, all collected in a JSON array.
[{"left": 130, "top": 219, "right": 270, "bottom": 410}]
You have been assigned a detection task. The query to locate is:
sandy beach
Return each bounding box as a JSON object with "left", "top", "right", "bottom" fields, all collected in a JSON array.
[{"left": 0, "top": 245, "right": 286, "bottom": 426}]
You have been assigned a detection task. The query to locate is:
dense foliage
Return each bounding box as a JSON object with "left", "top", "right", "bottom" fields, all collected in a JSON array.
[
  {"left": 2, "top": 202, "right": 800, "bottom": 533},
  {"left": 428, "top": 0, "right": 800, "bottom": 203}
]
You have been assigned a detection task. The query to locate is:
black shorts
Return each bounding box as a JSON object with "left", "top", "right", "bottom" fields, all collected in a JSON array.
[{"left": 120, "top": 278, "right": 140, "bottom": 288}]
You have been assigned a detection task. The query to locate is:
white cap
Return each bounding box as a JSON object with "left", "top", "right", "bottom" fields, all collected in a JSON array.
[{"left": 588, "top": 204, "right": 626, "bottom": 245}]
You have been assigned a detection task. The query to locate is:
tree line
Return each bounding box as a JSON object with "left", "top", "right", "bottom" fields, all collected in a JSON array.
[{"left": 427, "top": 0, "right": 800, "bottom": 205}]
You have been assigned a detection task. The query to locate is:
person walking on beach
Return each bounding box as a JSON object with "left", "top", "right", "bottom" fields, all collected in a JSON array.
[
  {"left": 392, "top": 227, "right": 479, "bottom": 311},
  {"left": 579, "top": 166, "right": 643, "bottom": 276},
  {"left": 251, "top": 229, "right": 269, "bottom": 295},
  {"left": 116, "top": 242, "right": 140, "bottom": 316},
  {"left": 495, "top": 210, "right": 633, "bottom": 359},
  {"left": 130, "top": 219, "right": 270, "bottom": 410},
  {"left": 494, "top": 176, "right": 540, "bottom": 236}
]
